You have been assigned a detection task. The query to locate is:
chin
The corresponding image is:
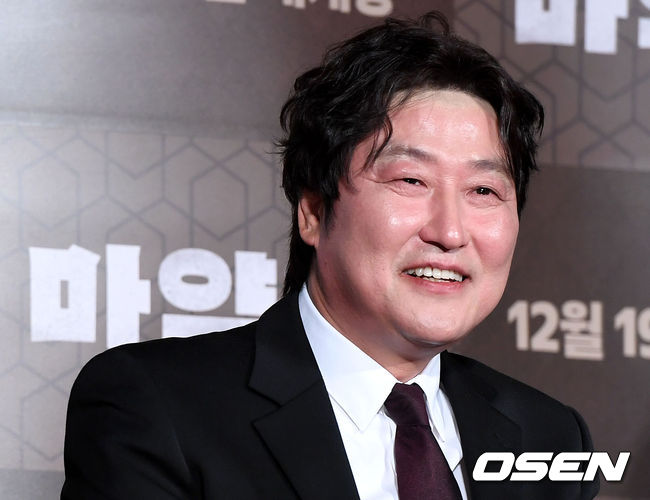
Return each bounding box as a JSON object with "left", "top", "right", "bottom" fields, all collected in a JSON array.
[{"left": 405, "top": 328, "right": 467, "bottom": 350}]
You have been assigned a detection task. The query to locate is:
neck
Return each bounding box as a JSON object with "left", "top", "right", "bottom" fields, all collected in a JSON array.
[
  {"left": 305, "top": 277, "right": 442, "bottom": 382},
  {"left": 353, "top": 341, "right": 440, "bottom": 382}
]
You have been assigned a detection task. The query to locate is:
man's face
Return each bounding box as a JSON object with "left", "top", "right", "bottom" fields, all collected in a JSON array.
[{"left": 299, "top": 90, "right": 519, "bottom": 376}]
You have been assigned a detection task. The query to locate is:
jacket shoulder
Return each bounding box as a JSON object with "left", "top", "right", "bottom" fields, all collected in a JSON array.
[
  {"left": 442, "top": 352, "right": 599, "bottom": 499},
  {"left": 74, "top": 321, "right": 259, "bottom": 392},
  {"left": 442, "top": 351, "right": 592, "bottom": 446},
  {"left": 444, "top": 351, "right": 568, "bottom": 409}
]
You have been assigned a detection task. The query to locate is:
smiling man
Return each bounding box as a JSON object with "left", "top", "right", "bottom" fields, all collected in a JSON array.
[
  {"left": 62, "top": 12, "right": 599, "bottom": 500},
  {"left": 297, "top": 90, "right": 519, "bottom": 381}
]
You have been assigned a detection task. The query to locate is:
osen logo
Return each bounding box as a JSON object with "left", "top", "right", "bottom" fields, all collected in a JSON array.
[{"left": 473, "top": 452, "right": 629, "bottom": 482}]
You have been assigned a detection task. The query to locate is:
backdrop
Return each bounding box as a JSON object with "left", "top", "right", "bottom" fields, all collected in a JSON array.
[{"left": 0, "top": 0, "right": 647, "bottom": 498}]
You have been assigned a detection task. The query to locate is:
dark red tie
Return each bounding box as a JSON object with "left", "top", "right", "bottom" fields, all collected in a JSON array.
[{"left": 384, "top": 383, "right": 462, "bottom": 500}]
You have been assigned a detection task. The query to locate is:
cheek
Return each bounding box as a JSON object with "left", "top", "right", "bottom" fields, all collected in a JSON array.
[
  {"left": 384, "top": 197, "right": 428, "bottom": 230},
  {"left": 350, "top": 196, "right": 419, "bottom": 241},
  {"left": 477, "top": 212, "right": 519, "bottom": 267}
]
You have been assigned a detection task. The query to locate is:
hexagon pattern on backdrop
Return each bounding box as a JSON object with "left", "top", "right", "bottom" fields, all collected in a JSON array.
[
  {"left": 454, "top": 0, "right": 650, "bottom": 173},
  {"left": 0, "top": 125, "right": 288, "bottom": 471}
]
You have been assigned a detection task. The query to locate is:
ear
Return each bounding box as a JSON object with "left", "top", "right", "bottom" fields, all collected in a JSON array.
[{"left": 298, "top": 191, "right": 323, "bottom": 248}]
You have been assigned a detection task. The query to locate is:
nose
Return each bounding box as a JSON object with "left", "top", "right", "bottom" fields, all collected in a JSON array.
[{"left": 418, "top": 192, "right": 468, "bottom": 252}]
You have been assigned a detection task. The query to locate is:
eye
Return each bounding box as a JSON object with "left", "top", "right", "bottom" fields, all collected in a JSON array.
[
  {"left": 402, "top": 178, "right": 421, "bottom": 185},
  {"left": 475, "top": 186, "right": 495, "bottom": 196}
]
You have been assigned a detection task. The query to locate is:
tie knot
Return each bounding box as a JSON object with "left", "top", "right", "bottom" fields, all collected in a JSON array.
[{"left": 384, "top": 383, "right": 429, "bottom": 427}]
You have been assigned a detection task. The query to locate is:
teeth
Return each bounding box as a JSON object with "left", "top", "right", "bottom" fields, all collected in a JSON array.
[{"left": 405, "top": 267, "right": 464, "bottom": 282}]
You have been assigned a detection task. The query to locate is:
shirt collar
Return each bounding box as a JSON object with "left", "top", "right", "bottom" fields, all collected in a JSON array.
[{"left": 298, "top": 285, "right": 446, "bottom": 435}]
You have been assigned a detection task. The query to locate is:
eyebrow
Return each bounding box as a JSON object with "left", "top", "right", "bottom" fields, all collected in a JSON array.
[
  {"left": 376, "top": 144, "right": 510, "bottom": 177},
  {"left": 470, "top": 158, "right": 511, "bottom": 177},
  {"left": 377, "top": 144, "right": 435, "bottom": 164}
]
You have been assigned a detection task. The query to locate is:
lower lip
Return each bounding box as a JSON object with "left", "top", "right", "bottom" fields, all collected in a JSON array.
[{"left": 404, "top": 273, "right": 466, "bottom": 293}]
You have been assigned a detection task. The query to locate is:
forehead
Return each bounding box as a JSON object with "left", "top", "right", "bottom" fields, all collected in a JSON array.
[
  {"left": 388, "top": 89, "right": 499, "bottom": 142},
  {"left": 365, "top": 89, "right": 507, "bottom": 176}
]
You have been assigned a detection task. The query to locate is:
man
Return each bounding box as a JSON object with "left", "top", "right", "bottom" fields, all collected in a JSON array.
[{"left": 62, "top": 12, "right": 599, "bottom": 500}]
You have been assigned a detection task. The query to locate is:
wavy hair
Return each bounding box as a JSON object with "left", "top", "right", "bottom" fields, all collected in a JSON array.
[{"left": 278, "top": 12, "right": 544, "bottom": 295}]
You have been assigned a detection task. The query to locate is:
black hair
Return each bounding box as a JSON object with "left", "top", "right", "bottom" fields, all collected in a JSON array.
[{"left": 278, "top": 11, "right": 544, "bottom": 296}]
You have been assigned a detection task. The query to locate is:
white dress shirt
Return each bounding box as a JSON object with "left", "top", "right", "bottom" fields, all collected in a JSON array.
[{"left": 298, "top": 285, "right": 468, "bottom": 500}]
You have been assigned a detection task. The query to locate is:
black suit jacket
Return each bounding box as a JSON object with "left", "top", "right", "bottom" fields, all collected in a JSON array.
[{"left": 61, "top": 293, "right": 598, "bottom": 499}]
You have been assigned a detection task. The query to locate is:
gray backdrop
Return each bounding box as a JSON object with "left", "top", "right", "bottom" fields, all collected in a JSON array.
[{"left": 0, "top": 0, "right": 647, "bottom": 498}]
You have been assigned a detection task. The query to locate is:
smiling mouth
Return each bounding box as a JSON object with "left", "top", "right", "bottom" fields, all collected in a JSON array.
[{"left": 404, "top": 267, "right": 465, "bottom": 283}]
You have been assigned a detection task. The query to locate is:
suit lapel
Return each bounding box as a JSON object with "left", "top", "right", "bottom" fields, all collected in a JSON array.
[
  {"left": 441, "top": 351, "right": 523, "bottom": 500},
  {"left": 247, "top": 298, "right": 526, "bottom": 500},
  {"left": 249, "top": 294, "right": 360, "bottom": 500}
]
